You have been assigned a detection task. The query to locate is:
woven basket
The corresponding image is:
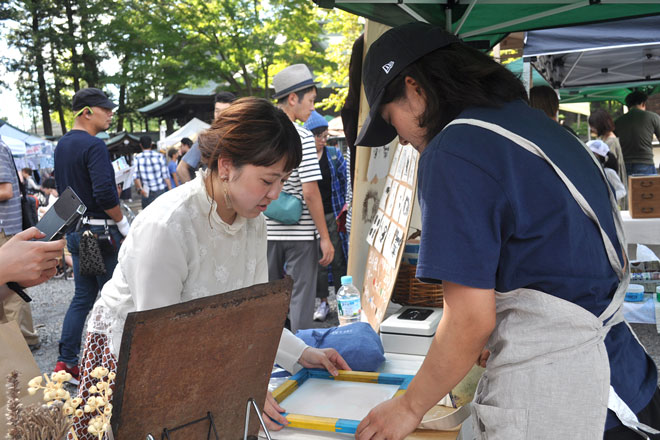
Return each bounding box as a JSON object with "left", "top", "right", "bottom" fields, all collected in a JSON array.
[{"left": 392, "top": 262, "right": 444, "bottom": 308}]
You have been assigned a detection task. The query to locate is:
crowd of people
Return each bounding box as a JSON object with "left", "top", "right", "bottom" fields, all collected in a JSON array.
[{"left": 1, "top": 22, "right": 660, "bottom": 440}]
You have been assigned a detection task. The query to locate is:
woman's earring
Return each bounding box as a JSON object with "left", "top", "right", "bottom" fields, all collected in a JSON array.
[{"left": 221, "top": 175, "right": 232, "bottom": 210}]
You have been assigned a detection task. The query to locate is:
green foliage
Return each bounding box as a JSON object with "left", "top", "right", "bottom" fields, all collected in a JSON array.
[
  {"left": 4, "top": 0, "right": 355, "bottom": 134},
  {"left": 315, "top": 10, "right": 363, "bottom": 113}
]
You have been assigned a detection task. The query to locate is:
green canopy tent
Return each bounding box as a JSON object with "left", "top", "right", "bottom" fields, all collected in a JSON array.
[
  {"left": 504, "top": 59, "right": 660, "bottom": 103},
  {"left": 559, "top": 82, "right": 660, "bottom": 103},
  {"left": 313, "top": 1, "right": 660, "bottom": 49}
]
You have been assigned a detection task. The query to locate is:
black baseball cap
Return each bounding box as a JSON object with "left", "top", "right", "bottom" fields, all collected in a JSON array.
[
  {"left": 355, "top": 23, "right": 460, "bottom": 147},
  {"left": 72, "top": 88, "right": 117, "bottom": 111}
]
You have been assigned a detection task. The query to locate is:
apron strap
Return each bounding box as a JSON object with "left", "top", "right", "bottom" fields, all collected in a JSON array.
[
  {"left": 609, "top": 385, "right": 660, "bottom": 438},
  {"left": 445, "top": 118, "right": 629, "bottom": 323}
]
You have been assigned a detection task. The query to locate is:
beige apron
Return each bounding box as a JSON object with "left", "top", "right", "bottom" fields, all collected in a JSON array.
[{"left": 445, "top": 119, "right": 660, "bottom": 439}]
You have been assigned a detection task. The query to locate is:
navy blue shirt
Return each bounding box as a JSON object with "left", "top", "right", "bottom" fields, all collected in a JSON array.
[
  {"left": 54, "top": 130, "right": 119, "bottom": 219},
  {"left": 416, "top": 100, "right": 657, "bottom": 430}
]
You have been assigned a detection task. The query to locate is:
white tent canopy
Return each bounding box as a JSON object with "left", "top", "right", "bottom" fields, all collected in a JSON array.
[
  {"left": 1, "top": 135, "right": 26, "bottom": 156},
  {"left": 524, "top": 15, "right": 660, "bottom": 89},
  {"left": 157, "top": 117, "right": 210, "bottom": 150},
  {"left": 0, "top": 123, "right": 48, "bottom": 147}
]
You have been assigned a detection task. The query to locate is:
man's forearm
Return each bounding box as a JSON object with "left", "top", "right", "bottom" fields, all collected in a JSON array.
[
  {"left": 104, "top": 205, "right": 124, "bottom": 223},
  {"left": 0, "top": 182, "right": 12, "bottom": 201},
  {"left": 177, "top": 161, "right": 192, "bottom": 183},
  {"left": 302, "top": 182, "right": 330, "bottom": 240},
  {"left": 402, "top": 282, "right": 495, "bottom": 417}
]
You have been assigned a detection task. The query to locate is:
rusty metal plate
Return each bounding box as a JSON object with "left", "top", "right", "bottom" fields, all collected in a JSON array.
[{"left": 111, "top": 277, "right": 292, "bottom": 439}]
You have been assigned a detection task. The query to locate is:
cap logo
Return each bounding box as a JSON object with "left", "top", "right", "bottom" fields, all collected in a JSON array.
[{"left": 382, "top": 61, "right": 395, "bottom": 74}]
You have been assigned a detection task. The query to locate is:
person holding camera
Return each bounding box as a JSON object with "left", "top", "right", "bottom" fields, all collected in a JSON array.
[{"left": 53, "top": 88, "right": 130, "bottom": 384}]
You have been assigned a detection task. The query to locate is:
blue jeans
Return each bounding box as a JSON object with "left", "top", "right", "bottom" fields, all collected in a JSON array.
[
  {"left": 141, "top": 188, "right": 166, "bottom": 209},
  {"left": 58, "top": 225, "right": 123, "bottom": 365},
  {"left": 625, "top": 163, "right": 658, "bottom": 177}
]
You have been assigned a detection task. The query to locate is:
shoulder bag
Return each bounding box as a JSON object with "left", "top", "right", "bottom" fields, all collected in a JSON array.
[{"left": 263, "top": 191, "right": 303, "bottom": 225}]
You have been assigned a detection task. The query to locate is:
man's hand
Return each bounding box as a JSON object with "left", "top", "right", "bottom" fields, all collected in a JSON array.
[
  {"left": 0, "top": 228, "right": 65, "bottom": 287},
  {"left": 355, "top": 394, "right": 422, "bottom": 440},
  {"left": 262, "top": 391, "right": 288, "bottom": 431},
  {"left": 298, "top": 347, "right": 351, "bottom": 376},
  {"left": 318, "top": 236, "right": 334, "bottom": 266}
]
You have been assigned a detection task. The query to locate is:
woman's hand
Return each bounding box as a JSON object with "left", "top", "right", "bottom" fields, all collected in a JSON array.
[
  {"left": 0, "top": 227, "right": 65, "bottom": 287},
  {"left": 477, "top": 349, "right": 490, "bottom": 368},
  {"left": 298, "top": 347, "right": 351, "bottom": 376},
  {"left": 262, "top": 391, "right": 288, "bottom": 431},
  {"left": 355, "top": 395, "right": 422, "bottom": 440}
]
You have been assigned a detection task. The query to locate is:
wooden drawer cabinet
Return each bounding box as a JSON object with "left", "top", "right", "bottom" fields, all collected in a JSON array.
[{"left": 629, "top": 176, "right": 660, "bottom": 218}]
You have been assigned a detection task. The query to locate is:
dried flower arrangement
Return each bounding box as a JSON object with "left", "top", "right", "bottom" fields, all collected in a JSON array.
[{"left": 6, "top": 367, "right": 116, "bottom": 440}]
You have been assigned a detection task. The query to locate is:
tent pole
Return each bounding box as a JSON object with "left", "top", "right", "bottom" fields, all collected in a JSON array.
[
  {"left": 522, "top": 61, "right": 532, "bottom": 94},
  {"left": 461, "top": 1, "right": 586, "bottom": 38},
  {"left": 445, "top": 5, "right": 452, "bottom": 32},
  {"left": 399, "top": 4, "right": 429, "bottom": 23},
  {"left": 560, "top": 52, "right": 585, "bottom": 88},
  {"left": 454, "top": 0, "right": 477, "bottom": 35}
]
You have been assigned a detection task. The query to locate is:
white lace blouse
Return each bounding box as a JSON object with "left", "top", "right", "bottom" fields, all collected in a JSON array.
[{"left": 88, "top": 172, "right": 307, "bottom": 372}]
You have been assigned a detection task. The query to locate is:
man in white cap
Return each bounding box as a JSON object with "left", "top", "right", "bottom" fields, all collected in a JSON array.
[{"left": 266, "top": 64, "right": 334, "bottom": 332}]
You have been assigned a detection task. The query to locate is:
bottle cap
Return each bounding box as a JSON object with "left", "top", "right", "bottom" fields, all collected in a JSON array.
[{"left": 341, "top": 275, "right": 353, "bottom": 285}]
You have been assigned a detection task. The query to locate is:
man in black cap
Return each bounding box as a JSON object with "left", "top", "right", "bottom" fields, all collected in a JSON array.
[{"left": 53, "top": 87, "right": 130, "bottom": 384}]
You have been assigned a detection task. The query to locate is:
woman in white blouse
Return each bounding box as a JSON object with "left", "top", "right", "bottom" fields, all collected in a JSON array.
[{"left": 71, "top": 98, "right": 349, "bottom": 439}]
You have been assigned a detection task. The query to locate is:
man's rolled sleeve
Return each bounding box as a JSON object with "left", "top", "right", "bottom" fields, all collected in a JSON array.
[{"left": 87, "top": 143, "right": 119, "bottom": 210}]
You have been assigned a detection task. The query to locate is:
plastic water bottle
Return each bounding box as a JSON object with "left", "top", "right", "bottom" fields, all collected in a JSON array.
[{"left": 337, "top": 275, "right": 361, "bottom": 326}]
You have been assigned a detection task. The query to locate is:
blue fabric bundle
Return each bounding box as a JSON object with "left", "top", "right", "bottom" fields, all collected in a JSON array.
[{"left": 296, "top": 322, "right": 386, "bottom": 372}]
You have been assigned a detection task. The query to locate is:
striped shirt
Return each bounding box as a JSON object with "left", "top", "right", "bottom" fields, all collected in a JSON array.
[
  {"left": 266, "top": 124, "right": 322, "bottom": 240},
  {"left": 0, "top": 141, "right": 22, "bottom": 235},
  {"left": 135, "top": 150, "right": 170, "bottom": 191}
]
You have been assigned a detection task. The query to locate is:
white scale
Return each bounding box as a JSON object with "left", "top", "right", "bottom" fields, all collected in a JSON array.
[{"left": 379, "top": 306, "right": 443, "bottom": 356}]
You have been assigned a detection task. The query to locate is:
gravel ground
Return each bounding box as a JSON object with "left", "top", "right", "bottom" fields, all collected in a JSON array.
[{"left": 27, "top": 278, "right": 339, "bottom": 375}]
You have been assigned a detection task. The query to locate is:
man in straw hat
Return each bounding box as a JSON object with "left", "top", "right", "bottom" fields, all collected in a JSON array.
[{"left": 266, "top": 64, "right": 334, "bottom": 333}]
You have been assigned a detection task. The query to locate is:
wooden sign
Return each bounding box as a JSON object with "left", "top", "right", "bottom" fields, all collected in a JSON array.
[
  {"left": 362, "top": 144, "right": 419, "bottom": 331},
  {"left": 111, "top": 277, "right": 292, "bottom": 439}
]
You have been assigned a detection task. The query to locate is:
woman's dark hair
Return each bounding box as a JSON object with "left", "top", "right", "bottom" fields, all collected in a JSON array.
[
  {"left": 380, "top": 43, "right": 527, "bottom": 143},
  {"left": 529, "top": 85, "right": 559, "bottom": 119},
  {"left": 215, "top": 91, "right": 237, "bottom": 104},
  {"left": 41, "top": 177, "right": 56, "bottom": 189},
  {"left": 198, "top": 97, "right": 302, "bottom": 174},
  {"left": 588, "top": 109, "right": 615, "bottom": 137}
]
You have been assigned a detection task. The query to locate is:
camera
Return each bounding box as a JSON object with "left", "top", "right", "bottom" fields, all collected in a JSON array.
[{"left": 97, "top": 232, "right": 116, "bottom": 255}]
